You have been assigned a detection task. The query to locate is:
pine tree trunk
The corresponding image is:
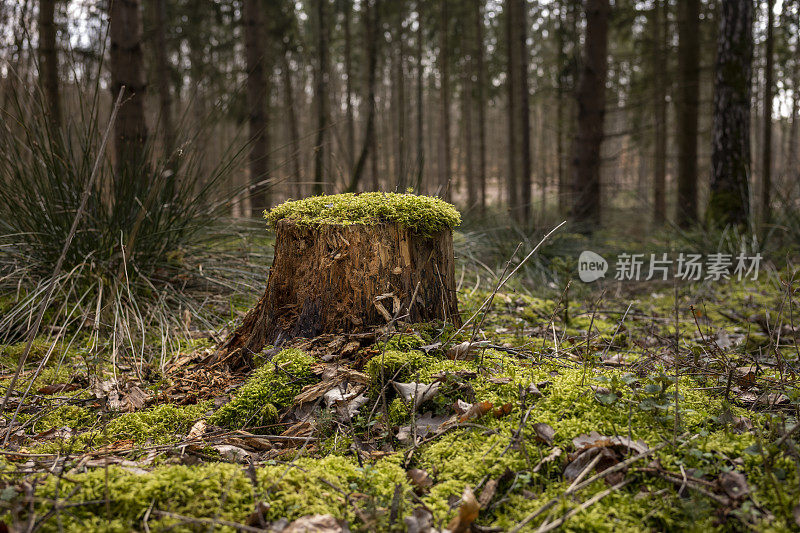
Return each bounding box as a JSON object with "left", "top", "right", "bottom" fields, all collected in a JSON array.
[
  {"left": 570, "top": 0, "right": 609, "bottom": 229},
  {"left": 515, "top": 0, "right": 531, "bottom": 225},
  {"left": 676, "top": 0, "right": 700, "bottom": 227},
  {"left": 348, "top": 0, "right": 378, "bottom": 193},
  {"left": 109, "top": 0, "right": 148, "bottom": 172},
  {"left": 395, "top": 13, "right": 407, "bottom": 190},
  {"left": 282, "top": 50, "right": 303, "bottom": 199},
  {"left": 474, "top": 0, "right": 487, "bottom": 214},
  {"left": 215, "top": 221, "right": 461, "bottom": 367},
  {"left": 243, "top": 0, "right": 269, "bottom": 214},
  {"left": 415, "top": 1, "right": 425, "bottom": 193},
  {"left": 505, "top": 0, "right": 518, "bottom": 218},
  {"left": 463, "top": 65, "right": 476, "bottom": 209},
  {"left": 439, "top": 0, "right": 452, "bottom": 200},
  {"left": 38, "top": 0, "right": 60, "bottom": 126},
  {"left": 312, "top": 0, "right": 329, "bottom": 195},
  {"left": 708, "top": 0, "right": 753, "bottom": 227},
  {"left": 652, "top": 0, "right": 667, "bottom": 225},
  {"left": 151, "top": 0, "right": 174, "bottom": 158},
  {"left": 344, "top": 0, "right": 355, "bottom": 173},
  {"left": 761, "top": 0, "right": 774, "bottom": 223}
]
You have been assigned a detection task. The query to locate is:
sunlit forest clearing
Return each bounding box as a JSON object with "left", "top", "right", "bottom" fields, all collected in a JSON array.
[{"left": 2, "top": 0, "right": 800, "bottom": 531}]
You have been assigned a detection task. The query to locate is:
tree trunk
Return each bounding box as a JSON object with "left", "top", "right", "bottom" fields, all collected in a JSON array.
[
  {"left": 463, "top": 67, "right": 476, "bottom": 209},
  {"left": 474, "top": 0, "right": 487, "bottom": 214},
  {"left": 415, "top": 1, "right": 425, "bottom": 193},
  {"left": 38, "top": 0, "right": 60, "bottom": 126},
  {"left": 109, "top": 0, "right": 148, "bottom": 172},
  {"left": 312, "top": 0, "right": 329, "bottom": 195},
  {"left": 347, "top": 0, "right": 378, "bottom": 192},
  {"left": 215, "top": 220, "right": 461, "bottom": 367},
  {"left": 760, "top": 0, "right": 774, "bottom": 223},
  {"left": 505, "top": 0, "right": 518, "bottom": 218},
  {"left": 515, "top": 0, "right": 531, "bottom": 224},
  {"left": 150, "top": 0, "right": 174, "bottom": 157},
  {"left": 570, "top": 0, "right": 609, "bottom": 229},
  {"left": 282, "top": 50, "right": 303, "bottom": 199},
  {"left": 395, "top": 10, "right": 407, "bottom": 190},
  {"left": 439, "top": 0, "right": 452, "bottom": 200},
  {"left": 243, "top": 0, "right": 269, "bottom": 214},
  {"left": 343, "top": 0, "right": 355, "bottom": 173},
  {"left": 556, "top": 0, "right": 566, "bottom": 217},
  {"left": 675, "top": 0, "right": 700, "bottom": 227},
  {"left": 708, "top": 0, "right": 753, "bottom": 227},
  {"left": 652, "top": 0, "right": 667, "bottom": 225}
]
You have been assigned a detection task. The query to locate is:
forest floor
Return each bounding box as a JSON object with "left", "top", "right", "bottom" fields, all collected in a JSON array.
[{"left": 1, "top": 229, "right": 800, "bottom": 532}]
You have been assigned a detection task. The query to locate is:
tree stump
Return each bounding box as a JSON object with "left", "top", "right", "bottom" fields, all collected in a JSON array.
[{"left": 215, "top": 193, "right": 462, "bottom": 367}]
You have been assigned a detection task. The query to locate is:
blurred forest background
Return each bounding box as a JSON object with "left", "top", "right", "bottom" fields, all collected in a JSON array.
[{"left": 2, "top": 0, "right": 798, "bottom": 231}]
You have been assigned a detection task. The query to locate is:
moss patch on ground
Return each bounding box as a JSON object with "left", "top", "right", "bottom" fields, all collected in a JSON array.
[
  {"left": 209, "top": 348, "right": 317, "bottom": 430},
  {"left": 265, "top": 192, "right": 461, "bottom": 236},
  {"left": 25, "top": 455, "right": 409, "bottom": 532}
]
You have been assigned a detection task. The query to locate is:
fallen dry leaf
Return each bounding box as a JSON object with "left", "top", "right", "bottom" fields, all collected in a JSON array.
[
  {"left": 282, "top": 514, "right": 348, "bottom": 533},
  {"left": 393, "top": 381, "right": 440, "bottom": 409},
  {"left": 718, "top": 471, "right": 750, "bottom": 500},
  {"left": 493, "top": 403, "right": 513, "bottom": 418},
  {"left": 187, "top": 420, "right": 207, "bottom": 441},
  {"left": 532, "top": 422, "right": 555, "bottom": 445},
  {"left": 37, "top": 383, "right": 80, "bottom": 395},
  {"left": 213, "top": 444, "right": 251, "bottom": 462},
  {"left": 407, "top": 468, "right": 433, "bottom": 491},
  {"left": 478, "top": 478, "right": 499, "bottom": 508},
  {"left": 404, "top": 507, "right": 434, "bottom": 533},
  {"left": 446, "top": 486, "right": 480, "bottom": 533},
  {"left": 457, "top": 400, "right": 493, "bottom": 423},
  {"left": 447, "top": 341, "right": 478, "bottom": 360},
  {"left": 396, "top": 412, "right": 449, "bottom": 445}
]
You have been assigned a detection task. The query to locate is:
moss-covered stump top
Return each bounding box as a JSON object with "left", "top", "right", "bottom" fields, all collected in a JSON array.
[{"left": 265, "top": 192, "right": 461, "bottom": 236}]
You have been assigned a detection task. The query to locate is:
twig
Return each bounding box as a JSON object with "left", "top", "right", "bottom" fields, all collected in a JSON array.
[
  {"left": 535, "top": 479, "right": 632, "bottom": 533},
  {"left": 447, "top": 221, "right": 566, "bottom": 345}
]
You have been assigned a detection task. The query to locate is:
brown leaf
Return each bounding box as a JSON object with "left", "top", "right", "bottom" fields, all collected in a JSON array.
[
  {"left": 572, "top": 431, "right": 649, "bottom": 455},
  {"left": 282, "top": 514, "right": 347, "bottom": 533},
  {"left": 396, "top": 413, "right": 449, "bottom": 445},
  {"left": 404, "top": 507, "right": 434, "bottom": 533},
  {"left": 532, "top": 422, "right": 555, "bottom": 445},
  {"left": 478, "top": 479, "right": 499, "bottom": 509},
  {"left": 493, "top": 403, "right": 513, "bottom": 418},
  {"left": 393, "top": 381, "right": 441, "bottom": 410},
  {"left": 447, "top": 486, "right": 480, "bottom": 533},
  {"left": 187, "top": 420, "right": 207, "bottom": 441},
  {"left": 407, "top": 468, "right": 433, "bottom": 491},
  {"left": 37, "top": 383, "right": 80, "bottom": 395},
  {"left": 564, "top": 447, "right": 617, "bottom": 481},
  {"left": 718, "top": 471, "right": 750, "bottom": 500},
  {"left": 457, "top": 401, "right": 493, "bottom": 423},
  {"left": 447, "top": 341, "right": 478, "bottom": 360}
]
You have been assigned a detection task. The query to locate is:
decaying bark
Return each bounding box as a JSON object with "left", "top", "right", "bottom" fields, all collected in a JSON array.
[{"left": 215, "top": 221, "right": 461, "bottom": 368}]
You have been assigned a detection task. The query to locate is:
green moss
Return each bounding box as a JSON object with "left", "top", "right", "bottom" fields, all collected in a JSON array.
[
  {"left": 209, "top": 348, "right": 316, "bottom": 430},
  {"left": 257, "top": 455, "right": 410, "bottom": 524},
  {"left": 378, "top": 332, "right": 428, "bottom": 352},
  {"left": 28, "top": 456, "right": 410, "bottom": 532},
  {"left": 265, "top": 192, "right": 461, "bottom": 236},
  {"left": 19, "top": 405, "right": 94, "bottom": 434},
  {"left": 104, "top": 402, "right": 210, "bottom": 445},
  {"left": 33, "top": 463, "right": 253, "bottom": 532},
  {"left": 364, "top": 349, "right": 427, "bottom": 385}
]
